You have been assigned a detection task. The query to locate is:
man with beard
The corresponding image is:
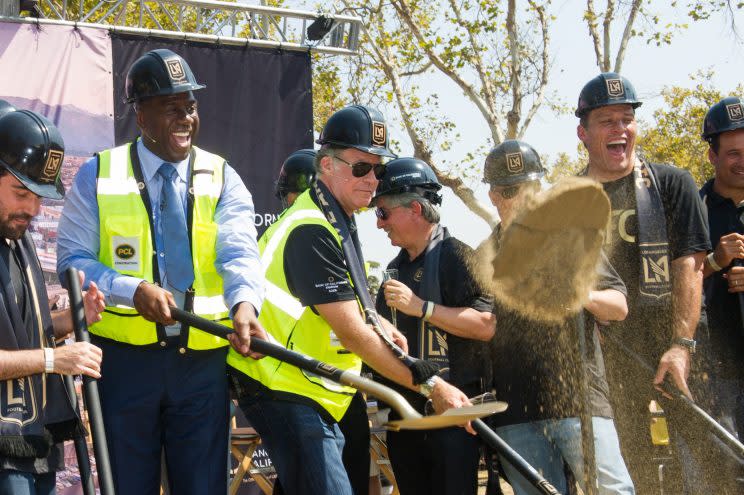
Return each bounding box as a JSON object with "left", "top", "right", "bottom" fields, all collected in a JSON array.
[
  {"left": 372, "top": 157, "right": 494, "bottom": 495},
  {"left": 57, "top": 49, "right": 266, "bottom": 494},
  {"left": 0, "top": 107, "right": 104, "bottom": 495},
  {"left": 227, "top": 105, "right": 472, "bottom": 495},
  {"left": 576, "top": 73, "right": 710, "bottom": 493}
]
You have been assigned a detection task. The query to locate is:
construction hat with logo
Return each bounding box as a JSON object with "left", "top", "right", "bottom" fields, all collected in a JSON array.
[
  {"left": 125, "top": 49, "right": 205, "bottom": 103},
  {"left": 317, "top": 105, "right": 397, "bottom": 158},
  {"left": 0, "top": 110, "right": 65, "bottom": 200},
  {"left": 483, "top": 139, "right": 544, "bottom": 187},
  {"left": 0, "top": 99, "right": 15, "bottom": 120},
  {"left": 702, "top": 96, "right": 744, "bottom": 141},
  {"left": 373, "top": 157, "right": 442, "bottom": 205},
  {"left": 275, "top": 149, "right": 317, "bottom": 199},
  {"left": 575, "top": 72, "right": 642, "bottom": 118}
]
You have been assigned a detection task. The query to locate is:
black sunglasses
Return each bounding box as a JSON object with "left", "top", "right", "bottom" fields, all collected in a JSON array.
[
  {"left": 334, "top": 156, "right": 386, "bottom": 179},
  {"left": 374, "top": 205, "right": 404, "bottom": 220}
]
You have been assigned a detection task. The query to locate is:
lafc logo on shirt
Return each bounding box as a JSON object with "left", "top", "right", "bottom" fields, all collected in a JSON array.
[
  {"left": 372, "top": 122, "right": 386, "bottom": 147},
  {"left": 506, "top": 152, "right": 524, "bottom": 173},
  {"left": 166, "top": 59, "right": 187, "bottom": 85},
  {"left": 606, "top": 78, "right": 625, "bottom": 98},
  {"left": 727, "top": 103, "right": 744, "bottom": 122},
  {"left": 642, "top": 254, "right": 670, "bottom": 284},
  {"left": 42, "top": 149, "right": 63, "bottom": 183}
]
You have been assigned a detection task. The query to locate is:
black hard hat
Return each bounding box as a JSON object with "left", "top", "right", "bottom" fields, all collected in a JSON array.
[
  {"left": 0, "top": 100, "right": 15, "bottom": 120},
  {"left": 125, "top": 49, "right": 205, "bottom": 103},
  {"left": 575, "top": 72, "right": 642, "bottom": 118},
  {"left": 702, "top": 96, "right": 744, "bottom": 141},
  {"left": 275, "top": 149, "right": 317, "bottom": 199},
  {"left": 483, "top": 140, "right": 544, "bottom": 187},
  {"left": 0, "top": 110, "right": 65, "bottom": 200},
  {"left": 317, "top": 105, "right": 396, "bottom": 158},
  {"left": 373, "top": 157, "right": 442, "bottom": 205}
]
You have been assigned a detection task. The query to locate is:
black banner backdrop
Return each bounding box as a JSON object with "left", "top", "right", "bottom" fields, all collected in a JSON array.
[{"left": 111, "top": 35, "right": 314, "bottom": 233}]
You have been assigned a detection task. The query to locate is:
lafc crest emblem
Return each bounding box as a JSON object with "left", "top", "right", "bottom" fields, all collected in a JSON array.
[
  {"left": 371, "top": 121, "right": 386, "bottom": 147},
  {"left": 642, "top": 254, "right": 670, "bottom": 284},
  {"left": 166, "top": 59, "right": 188, "bottom": 85},
  {"left": 41, "top": 149, "right": 63, "bottom": 183},
  {"left": 506, "top": 152, "right": 524, "bottom": 173},
  {"left": 726, "top": 102, "right": 744, "bottom": 122},
  {"left": 606, "top": 78, "right": 625, "bottom": 98}
]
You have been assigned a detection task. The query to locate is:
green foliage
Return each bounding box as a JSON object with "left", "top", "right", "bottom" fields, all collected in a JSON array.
[{"left": 545, "top": 148, "right": 587, "bottom": 184}]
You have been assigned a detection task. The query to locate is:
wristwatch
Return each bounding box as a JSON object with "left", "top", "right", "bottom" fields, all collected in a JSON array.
[
  {"left": 419, "top": 376, "right": 438, "bottom": 398},
  {"left": 672, "top": 337, "right": 696, "bottom": 355}
]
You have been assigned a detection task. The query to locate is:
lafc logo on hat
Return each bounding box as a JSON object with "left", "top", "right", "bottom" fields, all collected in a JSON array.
[
  {"left": 606, "top": 79, "right": 625, "bottom": 98},
  {"left": 166, "top": 59, "right": 187, "bottom": 85},
  {"left": 41, "top": 149, "right": 63, "bottom": 183},
  {"left": 372, "top": 121, "right": 386, "bottom": 147},
  {"left": 506, "top": 152, "right": 524, "bottom": 173},
  {"left": 726, "top": 102, "right": 744, "bottom": 122}
]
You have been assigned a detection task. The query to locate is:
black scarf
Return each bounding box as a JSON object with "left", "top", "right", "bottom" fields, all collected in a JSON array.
[
  {"left": 311, "top": 180, "right": 439, "bottom": 384},
  {"left": 0, "top": 233, "right": 82, "bottom": 459},
  {"left": 634, "top": 161, "right": 672, "bottom": 305}
]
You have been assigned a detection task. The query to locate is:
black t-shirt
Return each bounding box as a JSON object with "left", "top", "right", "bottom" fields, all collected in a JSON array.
[
  {"left": 374, "top": 236, "right": 493, "bottom": 415},
  {"left": 601, "top": 164, "right": 710, "bottom": 363},
  {"left": 699, "top": 179, "right": 744, "bottom": 378},
  {"left": 489, "top": 249, "right": 626, "bottom": 426}
]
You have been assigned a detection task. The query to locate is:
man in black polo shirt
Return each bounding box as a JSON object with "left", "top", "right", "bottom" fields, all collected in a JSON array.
[
  {"left": 0, "top": 107, "right": 104, "bottom": 494},
  {"left": 372, "top": 157, "right": 494, "bottom": 495},
  {"left": 698, "top": 96, "right": 744, "bottom": 491}
]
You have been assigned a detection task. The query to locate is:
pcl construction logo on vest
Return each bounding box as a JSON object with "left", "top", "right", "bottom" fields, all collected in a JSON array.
[{"left": 112, "top": 236, "right": 141, "bottom": 271}]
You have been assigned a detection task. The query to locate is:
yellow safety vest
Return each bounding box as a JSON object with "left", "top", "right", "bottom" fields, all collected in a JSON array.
[
  {"left": 92, "top": 142, "right": 230, "bottom": 350},
  {"left": 227, "top": 190, "right": 362, "bottom": 421}
]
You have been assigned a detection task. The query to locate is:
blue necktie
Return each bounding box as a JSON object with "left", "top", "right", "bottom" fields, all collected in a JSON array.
[{"left": 157, "top": 163, "right": 194, "bottom": 292}]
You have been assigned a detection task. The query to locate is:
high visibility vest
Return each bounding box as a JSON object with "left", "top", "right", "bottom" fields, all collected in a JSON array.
[
  {"left": 92, "top": 142, "right": 230, "bottom": 350},
  {"left": 227, "top": 190, "right": 362, "bottom": 421}
]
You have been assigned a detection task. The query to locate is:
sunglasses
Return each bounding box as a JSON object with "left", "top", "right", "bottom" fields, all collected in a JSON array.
[
  {"left": 374, "top": 205, "right": 404, "bottom": 220},
  {"left": 494, "top": 185, "right": 521, "bottom": 199},
  {"left": 333, "top": 156, "right": 386, "bottom": 179}
]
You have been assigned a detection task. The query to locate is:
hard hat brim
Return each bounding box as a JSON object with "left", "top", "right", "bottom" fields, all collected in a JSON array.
[{"left": 5, "top": 167, "right": 65, "bottom": 200}]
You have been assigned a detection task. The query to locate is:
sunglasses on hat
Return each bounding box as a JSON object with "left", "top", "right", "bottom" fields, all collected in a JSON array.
[{"left": 333, "top": 156, "right": 386, "bottom": 179}]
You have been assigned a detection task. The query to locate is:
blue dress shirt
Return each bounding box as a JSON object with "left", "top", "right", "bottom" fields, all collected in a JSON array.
[{"left": 57, "top": 138, "right": 264, "bottom": 335}]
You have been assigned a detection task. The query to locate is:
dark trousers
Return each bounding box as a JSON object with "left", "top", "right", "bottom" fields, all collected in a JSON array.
[
  {"left": 94, "top": 338, "right": 229, "bottom": 495},
  {"left": 338, "top": 392, "right": 371, "bottom": 495},
  {"left": 387, "top": 426, "right": 480, "bottom": 495}
]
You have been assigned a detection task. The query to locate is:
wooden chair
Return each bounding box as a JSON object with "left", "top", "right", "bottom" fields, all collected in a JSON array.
[{"left": 229, "top": 426, "right": 275, "bottom": 495}]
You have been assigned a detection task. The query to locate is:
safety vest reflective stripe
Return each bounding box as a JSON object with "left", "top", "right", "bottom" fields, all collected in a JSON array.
[{"left": 92, "top": 143, "right": 230, "bottom": 349}]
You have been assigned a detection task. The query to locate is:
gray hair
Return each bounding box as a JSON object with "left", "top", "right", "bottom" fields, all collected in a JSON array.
[
  {"left": 383, "top": 192, "right": 440, "bottom": 224},
  {"left": 314, "top": 146, "right": 342, "bottom": 174}
]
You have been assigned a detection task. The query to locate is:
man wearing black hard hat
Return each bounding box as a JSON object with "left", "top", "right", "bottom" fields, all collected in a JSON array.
[
  {"left": 275, "top": 148, "right": 317, "bottom": 209},
  {"left": 0, "top": 107, "right": 105, "bottom": 495},
  {"left": 698, "top": 96, "right": 744, "bottom": 482},
  {"left": 576, "top": 73, "right": 710, "bottom": 493},
  {"left": 371, "top": 157, "right": 494, "bottom": 495},
  {"left": 480, "top": 140, "right": 634, "bottom": 494},
  {"left": 228, "top": 105, "right": 473, "bottom": 494},
  {"left": 56, "top": 49, "right": 266, "bottom": 494}
]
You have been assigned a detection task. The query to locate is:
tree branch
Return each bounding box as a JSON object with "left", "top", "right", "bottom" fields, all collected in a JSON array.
[
  {"left": 614, "top": 0, "right": 641, "bottom": 73},
  {"left": 400, "top": 61, "right": 433, "bottom": 77},
  {"left": 506, "top": 0, "right": 521, "bottom": 139},
  {"left": 585, "top": 0, "right": 604, "bottom": 70},
  {"left": 602, "top": 0, "right": 615, "bottom": 72},
  {"left": 391, "top": 0, "right": 504, "bottom": 144},
  {"left": 519, "top": 0, "right": 551, "bottom": 139}
]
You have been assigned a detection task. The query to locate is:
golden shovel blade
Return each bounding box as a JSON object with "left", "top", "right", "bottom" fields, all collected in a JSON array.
[{"left": 384, "top": 402, "right": 508, "bottom": 431}]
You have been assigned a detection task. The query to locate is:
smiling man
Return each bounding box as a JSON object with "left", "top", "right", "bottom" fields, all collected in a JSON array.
[
  {"left": 228, "top": 107, "right": 474, "bottom": 495},
  {"left": 577, "top": 73, "right": 710, "bottom": 493},
  {"left": 56, "top": 49, "right": 265, "bottom": 494},
  {"left": 371, "top": 157, "right": 494, "bottom": 495}
]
